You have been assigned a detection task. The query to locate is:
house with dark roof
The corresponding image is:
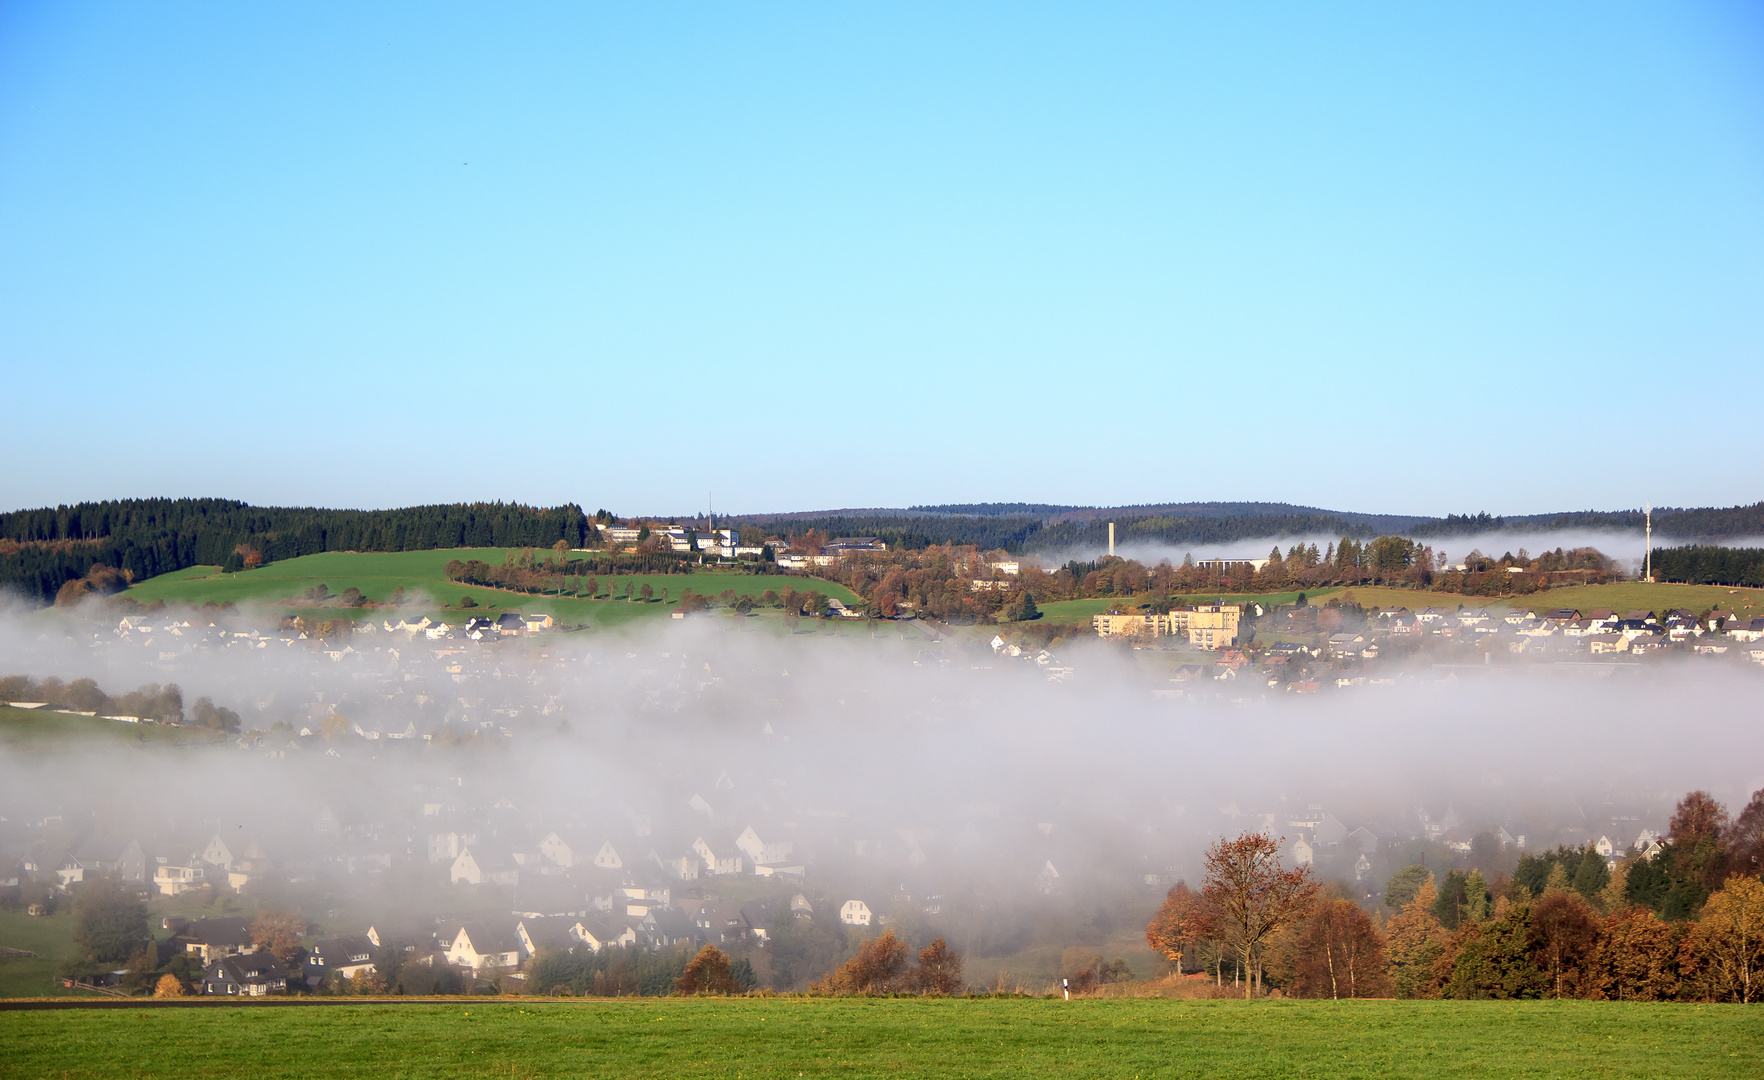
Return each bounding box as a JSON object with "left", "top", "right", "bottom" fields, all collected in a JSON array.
[
  {"left": 824, "top": 537, "right": 887, "bottom": 553},
  {"left": 203, "top": 953, "right": 287, "bottom": 996},
  {"left": 303, "top": 935, "right": 376, "bottom": 990},
  {"left": 180, "top": 917, "right": 256, "bottom": 962}
]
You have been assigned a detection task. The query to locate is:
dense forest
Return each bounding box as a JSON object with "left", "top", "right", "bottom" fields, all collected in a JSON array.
[
  {"left": 738, "top": 501, "right": 1764, "bottom": 555},
  {"left": 1422, "top": 503, "right": 1764, "bottom": 541},
  {"left": 727, "top": 513, "right": 1048, "bottom": 553},
  {"left": 0, "top": 499, "right": 589, "bottom": 605},
  {"left": 1651, "top": 545, "right": 1764, "bottom": 587}
]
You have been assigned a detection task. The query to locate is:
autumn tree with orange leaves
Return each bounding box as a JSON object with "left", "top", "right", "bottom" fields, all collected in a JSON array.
[
  {"left": 249, "top": 908, "right": 307, "bottom": 967},
  {"left": 1145, "top": 881, "right": 1212, "bottom": 978},
  {"left": 1289, "top": 898, "right": 1390, "bottom": 999},
  {"left": 1201, "top": 832, "right": 1319, "bottom": 998}
]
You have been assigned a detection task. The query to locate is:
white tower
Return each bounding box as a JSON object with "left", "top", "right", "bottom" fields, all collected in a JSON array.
[
  {"left": 1108, "top": 522, "right": 1115, "bottom": 558},
  {"left": 1644, "top": 503, "right": 1653, "bottom": 583}
]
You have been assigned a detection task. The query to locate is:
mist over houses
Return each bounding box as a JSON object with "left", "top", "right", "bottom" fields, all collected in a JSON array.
[{"left": 2, "top": 568, "right": 1757, "bottom": 994}]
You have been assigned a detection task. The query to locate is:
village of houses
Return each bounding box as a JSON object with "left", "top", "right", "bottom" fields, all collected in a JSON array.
[
  {"left": 1093, "top": 599, "right": 1764, "bottom": 691},
  {"left": 3, "top": 773, "right": 1675, "bottom": 997},
  {"left": 0, "top": 570, "right": 1748, "bottom": 995}
]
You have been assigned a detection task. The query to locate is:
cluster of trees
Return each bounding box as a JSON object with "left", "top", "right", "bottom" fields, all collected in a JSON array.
[
  {"left": 1652, "top": 545, "right": 1764, "bottom": 587},
  {"left": 1385, "top": 863, "right": 1763, "bottom": 1002},
  {"left": 0, "top": 499, "right": 591, "bottom": 604},
  {"left": 444, "top": 550, "right": 703, "bottom": 598},
  {"left": 808, "top": 535, "right": 1626, "bottom": 623},
  {"left": 0, "top": 675, "right": 237, "bottom": 729},
  {"left": 1144, "top": 833, "right": 1322, "bottom": 998},
  {"left": 521, "top": 941, "right": 752, "bottom": 998},
  {"left": 1147, "top": 788, "right": 1764, "bottom": 1002},
  {"left": 678, "top": 586, "right": 827, "bottom": 618},
  {"left": 809, "top": 931, "right": 964, "bottom": 995}
]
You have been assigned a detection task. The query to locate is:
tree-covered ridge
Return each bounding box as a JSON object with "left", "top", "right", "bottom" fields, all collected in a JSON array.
[
  {"left": 744, "top": 501, "right": 1764, "bottom": 552},
  {"left": 728, "top": 513, "right": 1048, "bottom": 553},
  {"left": 0, "top": 499, "right": 588, "bottom": 605},
  {"left": 1028, "top": 513, "right": 1402, "bottom": 552},
  {"left": 1651, "top": 546, "right": 1764, "bottom": 587},
  {"left": 1421, "top": 503, "right": 1764, "bottom": 541}
]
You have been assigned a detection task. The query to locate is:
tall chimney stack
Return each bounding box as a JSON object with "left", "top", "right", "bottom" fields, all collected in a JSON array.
[{"left": 1108, "top": 522, "right": 1115, "bottom": 558}]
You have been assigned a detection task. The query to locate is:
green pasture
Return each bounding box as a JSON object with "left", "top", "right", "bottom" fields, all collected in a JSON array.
[
  {"left": 0, "top": 910, "right": 86, "bottom": 1000},
  {"left": 1496, "top": 582, "right": 1764, "bottom": 619},
  {"left": 1282, "top": 582, "right": 1764, "bottom": 620},
  {"left": 118, "top": 550, "right": 862, "bottom": 628},
  {"left": 1037, "top": 581, "right": 1764, "bottom": 628},
  {"left": 0, "top": 705, "right": 223, "bottom": 751},
  {"left": 3, "top": 998, "right": 1758, "bottom": 1079}
]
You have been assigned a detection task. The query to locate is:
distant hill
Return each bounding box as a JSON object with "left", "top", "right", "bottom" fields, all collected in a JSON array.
[
  {"left": 726, "top": 500, "right": 1764, "bottom": 555},
  {"left": 5, "top": 495, "right": 1759, "bottom": 605},
  {"left": 0, "top": 499, "right": 587, "bottom": 605}
]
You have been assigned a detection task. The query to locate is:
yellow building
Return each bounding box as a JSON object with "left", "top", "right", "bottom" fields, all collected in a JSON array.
[
  {"left": 1091, "top": 613, "right": 1168, "bottom": 638},
  {"left": 1092, "top": 604, "right": 1242, "bottom": 649}
]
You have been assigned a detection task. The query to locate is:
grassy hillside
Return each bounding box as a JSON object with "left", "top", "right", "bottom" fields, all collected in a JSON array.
[
  {"left": 0, "top": 910, "right": 93, "bottom": 999},
  {"left": 2, "top": 998, "right": 1757, "bottom": 1079},
  {"left": 1036, "top": 582, "right": 1764, "bottom": 628},
  {"left": 1290, "top": 583, "right": 1764, "bottom": 619},
  {"left": 118, "top": 549, "right": 862, "bottom": 628},
  {"left": 0, "top": 705, "right": 224, "bottom": 751}
]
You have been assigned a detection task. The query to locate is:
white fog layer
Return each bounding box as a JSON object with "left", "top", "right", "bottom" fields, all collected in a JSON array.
[{"left": 3, "top": 607, "right": 1760, "bottom": 978}]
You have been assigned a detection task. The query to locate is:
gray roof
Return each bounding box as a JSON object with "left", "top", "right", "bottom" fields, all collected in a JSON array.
[
  {"left": 456, "top": 921, "right": 521, "bottom": 955},
  {"left": 183, "top": 917, "right": 253, "bottom": 948}
]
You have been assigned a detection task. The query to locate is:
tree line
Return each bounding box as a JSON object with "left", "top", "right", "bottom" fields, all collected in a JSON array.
[
  {"left": 797, "top": 538, "right": 1615, "bottom": 627},
  {"left": 0, "top": 673, "right": 240, "bottom": 732},
  {"left": 1147, "top": 788, "right": 1764, "bottom": 1002},
  {"left": 444, "top": 549, "right": 702, "bottom": 597},
  {"left": 1651, "top": 545, "right": 1764, "bottom": 588},
  {"left": 0, "top": 499, "right": 590, "bottom": 604}
]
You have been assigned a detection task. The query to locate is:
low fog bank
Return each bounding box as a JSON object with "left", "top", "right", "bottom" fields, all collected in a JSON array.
[
  {"left": 1047, "top": 529, "right": 1764, "bottom": 572},
  {"left": 2, "top": 606, "right": 1758, "bottom": 976}
]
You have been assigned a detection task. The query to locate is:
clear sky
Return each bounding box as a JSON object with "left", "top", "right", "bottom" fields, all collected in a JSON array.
[{"left": 1, "top": 3, "right": 1760, "bottom": 518}]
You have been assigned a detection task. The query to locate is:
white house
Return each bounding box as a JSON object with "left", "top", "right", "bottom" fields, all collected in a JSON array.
[
  {"left": 442, "top": 923, "right": 522, "bottom": 972},
  {"left": 839, "top": 900, "right": 873, "bottom": 927},
  {"left": 692, "top": 836, "right": 745, "bottom": 876},
  {"left": 735, "top": 826, "right": 794, "bottom": 867},
  {"left": 450, "top": 847, "right": 518, "bottom": 888}
]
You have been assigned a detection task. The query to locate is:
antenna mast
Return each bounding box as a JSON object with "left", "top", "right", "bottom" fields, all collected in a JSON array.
[{"left": 1644, "top": 503, "right": 1653, "bottom": 583}]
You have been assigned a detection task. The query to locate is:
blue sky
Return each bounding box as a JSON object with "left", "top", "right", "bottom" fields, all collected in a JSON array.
[{"left": 1, "top": 3, "right": 1760, "bottom": 517}]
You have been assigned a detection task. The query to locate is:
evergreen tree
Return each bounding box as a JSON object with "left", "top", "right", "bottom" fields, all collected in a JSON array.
[
  {"left": 1572, "top": 848, "right": 1610, "bottom": 903},
  {"left": 1385, "top": 875, "right": 1447, "bottom": 999},
  {"left": 1542, "top": 863, "right": 1572, "bottom": 897},
  {"left": 1433, "top": 870, "right": 1470, "bottom": 930},
  {"left": 1464, "top": 871, "right": 1492, "bottom": 923}
]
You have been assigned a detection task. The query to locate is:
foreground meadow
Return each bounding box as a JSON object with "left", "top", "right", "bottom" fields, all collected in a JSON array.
[{"left": 3, "top": 998, "right": 1759, "bottom": 1079}]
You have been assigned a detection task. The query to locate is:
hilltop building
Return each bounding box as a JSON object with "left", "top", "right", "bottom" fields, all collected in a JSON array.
[{"left": 1092, "top": 604, "right": 1243, "bottom": 648}]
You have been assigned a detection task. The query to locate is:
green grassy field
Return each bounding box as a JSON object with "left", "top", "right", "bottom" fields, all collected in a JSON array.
[
  {"left": 1282, "top": 583, "right": 1764, "bottom": 619},
  {"left": 0, "top": 910, "right": 86, "bottom": 999},
  {"left": 2, "top": 998, "right": 1758, "bottom": 1079},
  {"left": 0, "top": 706, "right": 224, "bottom": 751},
  {"left": 1036, "top": 582, "right": 1764, "bottom": 627},
  {"left": 118, "top": 549, "right": 862, "bottom": 628}
]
